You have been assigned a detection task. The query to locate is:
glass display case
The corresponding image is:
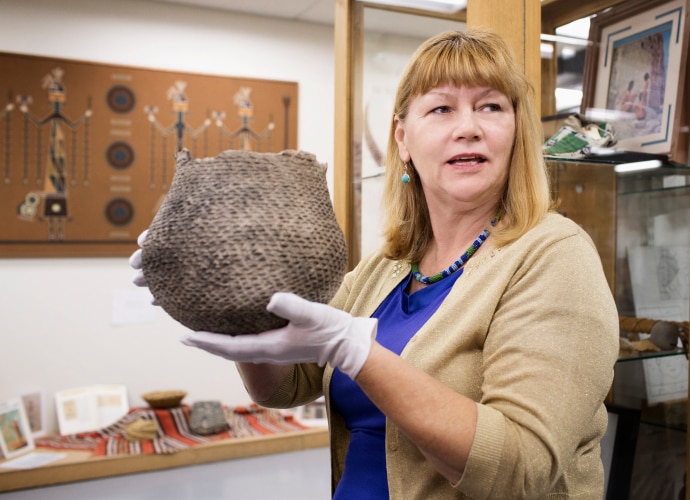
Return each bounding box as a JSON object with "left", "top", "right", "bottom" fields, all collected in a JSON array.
[
  {"left": 547, "top": 158, "right": 690, "bottom": 499},
  {"left": 334, "top": 2, "right": 689, "bottom": 497}
]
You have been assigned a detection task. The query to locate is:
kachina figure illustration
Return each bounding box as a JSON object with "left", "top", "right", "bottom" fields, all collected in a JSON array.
[
  {"left": 144, "top": 80, "right": 211, "bottom": 188},
  {"left": 212, "top": 86, "right": 274, "bottom": 152},
  {"left": 16, "top": 67, "right": 92, "bottom": 240}
]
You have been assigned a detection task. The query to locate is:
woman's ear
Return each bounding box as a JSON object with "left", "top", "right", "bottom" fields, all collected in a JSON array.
[{"left": 394, "top": 115, "right": 410, "bottom": 163}]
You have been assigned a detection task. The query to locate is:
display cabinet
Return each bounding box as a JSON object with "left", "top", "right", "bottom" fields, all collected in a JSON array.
[
  {"left": 333, "top": 2, "right": 690, "bottom": 497},
  {"left": 547, "top": 158, "right": 690, "bottom": 499}
]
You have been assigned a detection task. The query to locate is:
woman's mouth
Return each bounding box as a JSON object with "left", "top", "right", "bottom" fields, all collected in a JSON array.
[{"left": 448, "top": 155, "right": 486, "bottom": 166}]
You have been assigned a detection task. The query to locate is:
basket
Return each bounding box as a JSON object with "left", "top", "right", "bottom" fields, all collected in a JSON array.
[{"left": 141, "top": 390, "right": 187, "bottom": 409}]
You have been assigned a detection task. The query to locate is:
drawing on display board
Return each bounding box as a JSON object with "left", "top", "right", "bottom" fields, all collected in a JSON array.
[
  {"left": 627, "top": 245, "right": 690, "bottom": 404},
  {"left": 0, "top": 52, "right": 298, "bottom": 257}
]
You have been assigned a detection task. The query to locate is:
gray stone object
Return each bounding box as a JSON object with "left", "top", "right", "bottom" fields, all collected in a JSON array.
[
  {"left": 650, "top": 321, "right": 680, "bottom": 350},
  {"left": 189, "top": 401, "right": 228, "bottom": 435}
]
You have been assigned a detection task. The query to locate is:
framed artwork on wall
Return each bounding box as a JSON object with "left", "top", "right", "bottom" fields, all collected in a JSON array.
[
  {"left": 581, "top": 0, "right": 689, "bottom": 158},
  {"left": 0, "top": 53, "right": 298, "bottom": 257}
]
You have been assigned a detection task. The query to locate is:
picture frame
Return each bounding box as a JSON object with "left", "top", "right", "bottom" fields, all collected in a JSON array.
[
  {"left": 294, "top": 397, "right": 328, "bottom": 428},
  {"left": 0, "top": 398, "right": 35, "bottom": 459},
  {"left": 20, "top": 391, "right": 46, "bottom": 437},
  {"left": 581, "top": 0, "right": 690, "bottom": 158},
  {"left": 55, "top": 385, "right": 129, "bottom": 435}
]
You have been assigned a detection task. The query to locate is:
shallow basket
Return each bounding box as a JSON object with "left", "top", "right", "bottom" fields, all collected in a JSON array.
[{"left": 141, "top": 390, "right": 187, "bottom": 409}]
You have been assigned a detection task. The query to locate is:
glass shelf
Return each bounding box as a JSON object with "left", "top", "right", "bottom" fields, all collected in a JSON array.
[{"left": 617, "top": 347, "right": 688, "bottom": 363}]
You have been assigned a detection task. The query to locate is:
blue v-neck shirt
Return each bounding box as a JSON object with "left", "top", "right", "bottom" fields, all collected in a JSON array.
[{"left": 330, "top": 269, "right": 463, "bottom": 498}]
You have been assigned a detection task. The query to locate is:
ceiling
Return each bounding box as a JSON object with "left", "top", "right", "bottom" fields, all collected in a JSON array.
[
  {"left": 143, "top": 0, "right": 465, "bottom": 38},
  {"left": 146, "top": 0, "right": 342, "bottom": 24}
]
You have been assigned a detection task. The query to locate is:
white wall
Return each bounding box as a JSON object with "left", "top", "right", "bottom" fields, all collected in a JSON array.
[{"left": 0, "top": 0, "right": 335, "bottom": 435}]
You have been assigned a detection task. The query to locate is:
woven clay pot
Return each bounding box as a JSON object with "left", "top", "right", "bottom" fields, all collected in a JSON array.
[{"left": 142, "top": 149, "right": 348, "bottom": 335}]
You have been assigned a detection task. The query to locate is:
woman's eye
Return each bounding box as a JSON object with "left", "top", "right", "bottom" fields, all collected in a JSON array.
[
  {"left": 431, "top": 105, "right": 451, "bottom": 114},
  {"left": 479, "top": 103, "right": 502, "bottom": 112}
]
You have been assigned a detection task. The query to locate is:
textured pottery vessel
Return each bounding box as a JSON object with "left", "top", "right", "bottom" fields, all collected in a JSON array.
[{"left": 142, "top": 149, "right": 348, "bottom": 335}]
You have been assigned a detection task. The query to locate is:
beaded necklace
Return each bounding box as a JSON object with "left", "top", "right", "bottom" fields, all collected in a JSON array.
[{"left": 411, "top": 214, "right": 499, "bottom": 285}]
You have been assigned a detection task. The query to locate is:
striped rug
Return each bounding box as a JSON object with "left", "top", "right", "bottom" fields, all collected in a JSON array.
[{"left": 35, "top": 404, "right": 308, "bottom": 456}]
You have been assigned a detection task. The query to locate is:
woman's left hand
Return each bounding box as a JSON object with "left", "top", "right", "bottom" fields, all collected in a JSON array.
[{"left": 181, "top": 292, "right": 377, "bottom": 380}]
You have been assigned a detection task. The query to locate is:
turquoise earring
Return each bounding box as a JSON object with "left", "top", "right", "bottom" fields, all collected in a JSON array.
[{"left": 401, "top": 163, "right": 410, "bottom": 184}]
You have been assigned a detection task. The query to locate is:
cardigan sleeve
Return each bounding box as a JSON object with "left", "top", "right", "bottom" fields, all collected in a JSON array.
[{"left": 456, "top": 226, "right": 620, "bottom": 498}]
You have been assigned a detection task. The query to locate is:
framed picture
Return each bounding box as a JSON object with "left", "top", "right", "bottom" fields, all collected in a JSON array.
[
  {"left": 294, "top": 397, "right": 328, "bottom": 427},
  {"left": 0, "top": 399, "right": 35, "bottom": 459},
  {"left": 581, "top": 0, "right": 690, "bottom": 158},
  {"left": 20, "top": 391, "right": 46, "bottom": 437},
  {"left": 55, "top": 385, "right": 129, "bottom": 435}
]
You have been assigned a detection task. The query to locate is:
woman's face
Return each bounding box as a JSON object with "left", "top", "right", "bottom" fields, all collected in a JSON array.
[{"left": 394, "top": 85, "right": 515, "bottom": 215}]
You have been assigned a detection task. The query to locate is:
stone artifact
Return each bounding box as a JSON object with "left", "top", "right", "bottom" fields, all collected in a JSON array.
[
  {"left": 189, "top": 401, "right": 228, "bottom": 435},
  {"left": 142, "top": 149, "right": 348, "bottom": 335},
  {"left": 649, "top": 321, "right": 681, "bottom": 351},
  {"left": 619, "top": 316, "right": 688, "bottom": 352}
]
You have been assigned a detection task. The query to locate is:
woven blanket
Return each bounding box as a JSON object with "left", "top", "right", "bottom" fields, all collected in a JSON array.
[
  {"left": 35, "top": 404, "right": 307, "bottom": 456},
  {"left": 542, "top": 113, "right": 616, "bottom": 158}
]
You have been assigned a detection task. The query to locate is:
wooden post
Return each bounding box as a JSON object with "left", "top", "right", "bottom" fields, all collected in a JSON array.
[
  {"left": 466, "top": 0, "right": 541, "bottom": 115},
  {"left": 333, "top": 0, "right": 363, "bottom": 270}
]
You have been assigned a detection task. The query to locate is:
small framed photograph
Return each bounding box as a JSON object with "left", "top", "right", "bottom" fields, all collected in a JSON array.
[
  {"left": 55, "top": 385, "right": 129, "bottom": 435},
  {"left": 295, "top": 397, "right": 328, "bottom": 427},
  {"left": 581, "top": 0, "right": 690, "bottom": 157},
  {"left": 21, "top": 391, "right": 46, "bottom": 437},
  {"left": 0, "top": 398, "right": 35, "bottom": 459}
]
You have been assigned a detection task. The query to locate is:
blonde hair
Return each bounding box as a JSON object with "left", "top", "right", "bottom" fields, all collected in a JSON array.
[{"left": 381, "top": 28, "right": 552, "bottom": 262}]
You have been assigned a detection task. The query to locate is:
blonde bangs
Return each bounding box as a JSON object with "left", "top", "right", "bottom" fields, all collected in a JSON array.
[{"left": 398, "top": 31, "right": 524, "bottom": 117}]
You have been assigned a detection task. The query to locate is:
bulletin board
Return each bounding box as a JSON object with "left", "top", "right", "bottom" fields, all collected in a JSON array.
[{"left": 0, "top": 52, "right": 298, "bottom": 257}]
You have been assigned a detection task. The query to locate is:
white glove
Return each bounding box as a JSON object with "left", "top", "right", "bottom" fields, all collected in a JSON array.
[
  {"left": 181, "top": 292, "right": 377, "bottom": 380},
  {"left": 128, "top": 230, "right": 158, "bottom": 305}
]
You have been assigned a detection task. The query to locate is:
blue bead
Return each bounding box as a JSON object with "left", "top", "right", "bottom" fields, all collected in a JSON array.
[{"left": 402, "top": 173, "right": 410, "bottom": 184}]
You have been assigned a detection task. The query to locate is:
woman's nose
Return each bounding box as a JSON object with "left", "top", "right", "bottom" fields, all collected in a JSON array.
[{"left": 452, "top": 109, "right": 481, "bottom": 141}]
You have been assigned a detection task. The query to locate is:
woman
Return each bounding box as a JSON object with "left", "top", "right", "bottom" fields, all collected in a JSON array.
[
  {"left": 617, "top": 80, "right": 635, "bottom": 112},
  {"left": 132, "top": 29, "right": 619, "bottom": 498}
]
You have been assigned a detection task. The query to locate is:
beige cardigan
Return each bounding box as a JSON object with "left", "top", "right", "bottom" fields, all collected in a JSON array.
[{"left": 260, "top": 213, "right": 620, "bottom": 499}]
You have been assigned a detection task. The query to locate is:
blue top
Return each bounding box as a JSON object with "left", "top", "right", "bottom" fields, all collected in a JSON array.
[{"left": 330, "top": 269, "right": 463, "bottom": 499}]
